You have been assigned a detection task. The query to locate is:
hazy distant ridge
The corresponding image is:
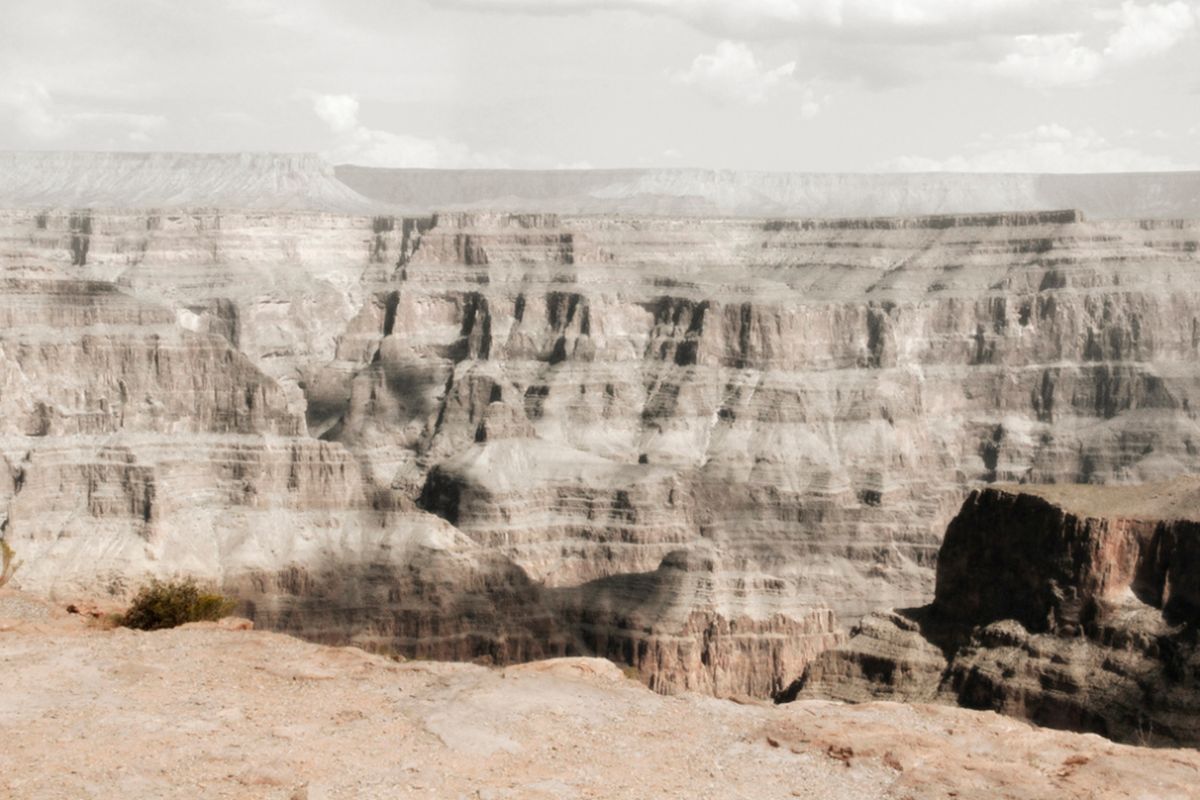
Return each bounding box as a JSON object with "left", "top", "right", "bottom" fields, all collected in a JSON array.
[
  {"left": 1, "top": 152, "right": 1198, "bottom": 218},
  {"left": 0, "top": 152, "right": 373, "bottom": 211},
  {"left": 337, "top": 165, "right": 1200, "bottom": 219}
]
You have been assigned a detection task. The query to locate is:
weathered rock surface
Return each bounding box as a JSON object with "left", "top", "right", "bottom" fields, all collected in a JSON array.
[
  {"left": 3, "top": 600, "right": 1198, "bottom": 800},
  {"left": 5, "top": 205, "right": 1200, "bottom": 698},
  {"left": 793, "top": 481, "right": 1200, "bottom": 745},
  {"left": 555, "top": 546, "right": 846, "bottom": 697}
]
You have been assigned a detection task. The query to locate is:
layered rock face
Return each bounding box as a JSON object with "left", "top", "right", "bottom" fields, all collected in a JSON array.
[
  {"left": 5, "top": 205, "right": 1200, "bottom": 698},
  {"left": 551, "top": 546, "right": 845, "bottom": 697},
  {"left": 330, "top": 209, "right": 1200, "bottom": 618},
  {"left": 793, "top": 481, "right": 1200, "bottom": 744}
]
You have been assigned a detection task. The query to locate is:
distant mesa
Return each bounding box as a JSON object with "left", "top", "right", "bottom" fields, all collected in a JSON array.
[
  {"left": 2, "top": 151, "right": 1200, "bottom": 218},
  {"left": 0, "top": 151, "right": 372, "bottom": 212},
  {"left": 335, "top": 165, "right": 1200, "bottom": 219}
]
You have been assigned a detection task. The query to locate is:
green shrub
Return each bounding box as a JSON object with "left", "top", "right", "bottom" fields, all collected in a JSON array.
[{"left": 120, "top": 578, "right": 237, "bottom": 631}]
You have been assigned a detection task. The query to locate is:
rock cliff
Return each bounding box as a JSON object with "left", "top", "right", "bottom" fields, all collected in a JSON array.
[
  {"left": 4, "top": 205, "right": 1200, "bottom": 698},
  {"left": 792, "top": 481, "right": 1200, "bottom": 744}
]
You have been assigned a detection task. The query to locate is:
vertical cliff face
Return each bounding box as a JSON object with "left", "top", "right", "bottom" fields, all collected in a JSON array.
[
  {"left": 794, "top": 482, "right": 1200, "bottom": 744},
  {"left": 554, "top": 546, "right": 846, "bottom": 697},
  {"left": 4, "top": 206, "right": 1200, "bottom": 699},
  {"left": 0, "top": 251, "right": 370, "bottom": 596},
  {"left": 325, "top": 210, "right": 1200, "bottom": 623},
  {"left": 933, "top": 484, "right": 1200, "bottom": 632},
  {"left": 0, "top": 279, "right": 298, "bottom": 438},
  {"left": 935, "top": 492, "right": 1155, "bottom": 631}
]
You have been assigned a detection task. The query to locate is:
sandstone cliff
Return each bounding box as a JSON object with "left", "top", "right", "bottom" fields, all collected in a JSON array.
[
  {"left": 4, "top": 205, "right": 1200, "bottom": 698},
  {"left": 793, "top": 480, "right": 1200, "bottom": 745}
]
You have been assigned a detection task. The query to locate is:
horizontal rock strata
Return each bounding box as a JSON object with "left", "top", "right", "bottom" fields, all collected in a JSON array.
[
  {"left": 792, "top": 481, "right": 1200, "bottom": 744},
  {"left": 4, "top": 206, "right": 1200, "bottom": 697}
]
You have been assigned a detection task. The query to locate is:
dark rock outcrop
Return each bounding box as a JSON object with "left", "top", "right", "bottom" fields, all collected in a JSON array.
[{"left": 791, "top": 482, "right": 1200, "bottom": 745}]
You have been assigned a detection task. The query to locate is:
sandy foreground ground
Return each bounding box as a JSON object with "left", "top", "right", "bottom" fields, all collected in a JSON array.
[{"left": 1, "top": 591, "right": 1197, "bottom": 800}]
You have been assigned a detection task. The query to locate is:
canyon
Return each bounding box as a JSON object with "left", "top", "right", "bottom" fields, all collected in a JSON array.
[{"left": 3, "top": 153, "right": 1200, "bottom": 706}]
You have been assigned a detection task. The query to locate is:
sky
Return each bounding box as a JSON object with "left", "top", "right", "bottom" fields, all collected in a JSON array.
[{"left": 0, "top": 0, "right": 1198, "bottom": 172}]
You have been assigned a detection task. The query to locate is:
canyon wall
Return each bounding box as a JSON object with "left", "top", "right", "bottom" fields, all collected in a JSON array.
[
  {"left": 793, "top": 481, "right": 1200, "bottom": 744},
  {"left": 3, "top": 205, "right": 1200, "bottom": 697}
]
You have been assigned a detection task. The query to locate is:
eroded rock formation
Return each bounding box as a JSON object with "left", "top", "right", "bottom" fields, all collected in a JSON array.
[
  {"left": 4, "top": 205, "right": 1200, "bottom": 698},
  {"left": 792, "top": 481, "right": 1200, "bottom": 744}
]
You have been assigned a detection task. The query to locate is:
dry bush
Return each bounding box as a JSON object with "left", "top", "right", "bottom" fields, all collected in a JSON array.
[
  {"left": 120, "top": 578, "right": 236, "bottom": 630},
  {"left": 0, "top": 539, "right": 20, "bottom": 588}
]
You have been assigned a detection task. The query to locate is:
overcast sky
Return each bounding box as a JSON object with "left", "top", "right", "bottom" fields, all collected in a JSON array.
[{"left": 1, "top": 0, "right": 1198, "bottom": 172}]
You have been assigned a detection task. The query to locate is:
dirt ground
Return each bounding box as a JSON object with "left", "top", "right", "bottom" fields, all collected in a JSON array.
[{"left": 1, "top": 591, "right": 1198, "bottom": 800}]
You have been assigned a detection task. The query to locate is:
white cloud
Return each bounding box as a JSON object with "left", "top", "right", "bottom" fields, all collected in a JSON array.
[
  {"left": 672, "top": 41, "right": 797, "bottom": 104},
  {"left": 310, "top": 93, "right": 504, "bottom": 168},
  {"left": 995, "top": 33, "right": 1103, "bottom": 87},
  {"left": 887, "top": 123, "right": 1195, "bottom": 172},
  {"left": 312, "top": 94, "right": 360, "bottom": 134},
  {"left": 0, "top": 80, "right": 68, "bottom": 139},
  {"left": 74, "top": 112, "right": 167, "bottom": 144},
  {"left": 799, "top": 91, "right": 823, "bottom": 119},
  {"left": 1103, "top": 0, "right": 1196, "bottom": 62},
  {"left": 0, "top": 79, "right": 167, "bottom": 142},
  {"left": 443, "top": 0, "right": 1055, "bottom": 39},
  {"left": 995, "top": 1, "right": 1197, "bottom": 87}
]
